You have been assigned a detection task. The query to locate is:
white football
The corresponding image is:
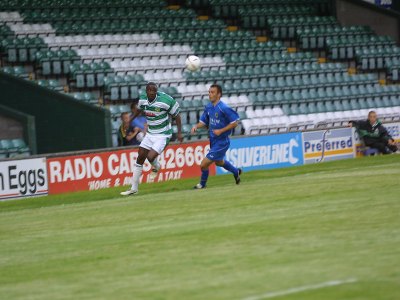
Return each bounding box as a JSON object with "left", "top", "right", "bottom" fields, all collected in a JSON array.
[{"left": 185, "top": 55, "right": 201, "bottom": 71}]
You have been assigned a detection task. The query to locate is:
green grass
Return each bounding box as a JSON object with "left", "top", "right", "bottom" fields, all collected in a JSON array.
[{"left": 1, "top": 155, "right": 399, "bottom": 300}]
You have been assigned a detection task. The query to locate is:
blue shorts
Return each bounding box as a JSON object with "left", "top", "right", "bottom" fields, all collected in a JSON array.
[{"left": 206, "top": 141, "right": 230, "bottom": 161}]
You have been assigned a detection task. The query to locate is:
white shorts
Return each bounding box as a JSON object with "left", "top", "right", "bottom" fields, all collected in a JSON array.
[{"left": 139, "top": 134, "right": 170, "bottom": 154}]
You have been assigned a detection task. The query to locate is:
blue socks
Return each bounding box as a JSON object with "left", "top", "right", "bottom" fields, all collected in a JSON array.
[
  {"left": 222, "top": 160, "right": 239, "bottom": 176},
  {"left": 199, "top": 161, "right": 238, "bottom": 187},
  {"left": 200, "top": 169, "right": 209, "bottom": 187}
]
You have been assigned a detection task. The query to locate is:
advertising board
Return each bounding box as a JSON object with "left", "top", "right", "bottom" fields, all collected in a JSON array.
[
  {"left": 0, "top": 157, "right": 48, "bottom": 200},
  {"left": 47, "top": 141, "right": 212, "bottom": 194},
  {"left": 303, "top": 128, "right": 355, "bottom": 164},
  {"left": 216, "top": 133, "right": 303, "bottom": 174}
]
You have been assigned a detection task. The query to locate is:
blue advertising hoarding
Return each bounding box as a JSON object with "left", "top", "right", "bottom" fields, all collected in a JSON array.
[
  {"left": 216, "top": 132, "right": 303, "bottom": 174},
  {"left": 374, "top": 0, "right": 392, "bottom": 8}
]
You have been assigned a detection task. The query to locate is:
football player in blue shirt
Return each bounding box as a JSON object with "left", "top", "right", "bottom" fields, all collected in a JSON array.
[{"left": 191, "top": 84, "right": 242, "bottom": 189}]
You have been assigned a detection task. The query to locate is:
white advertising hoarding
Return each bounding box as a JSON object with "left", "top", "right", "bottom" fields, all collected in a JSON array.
[{"left": 0, "top": 157, "right": 48, "bottom": 200}]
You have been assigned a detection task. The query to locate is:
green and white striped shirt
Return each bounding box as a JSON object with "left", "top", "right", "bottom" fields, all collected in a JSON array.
[{"left": 138, "top": 91, "right": 180, "bottom": 136}]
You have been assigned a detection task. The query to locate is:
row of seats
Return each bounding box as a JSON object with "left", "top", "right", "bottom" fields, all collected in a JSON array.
[
  {"left": 184, "top": 63, "right": 347, "bottom": 82},
  {"left": 36, "top": 49, "right": 80, "bottom": 75},
  {"left": 76, "top": 44, "right": 193, "bottom": 61},
  {"left": 356, "top": 46, "right": 400, "bottom": 71},
  {"left": 224, "top": 52, "right": 316, "bottom": 66},
  {"left": 162, "top": 29, "right": 253, "bottom": 44},
  {"left": 109, "top": 56, "right": 225, "bottom": 73},
  {"left": 1, "top": 37, "right": 46, "bottom": 62},
  {"left": 67, "top": 91, "right": 98, "bottom": 104},
  {"left": 242, "top": 107, "right": 400, "bottom": 135},
  {"left": 191, "top": 40, "right": 285, "bottom": 55},
  {"left": 281, "top": 98, "right": 400, "bottom": 115},
  {"left": 220, "top": 76, "right": 378, "bottom": 95},
  {"left": 35, "top": 78, "right": 63, "bottom": 91},
  {"left": 0, "top": 12, "right": 21, "bottom": 23},
  {"left": 327, "top": 35, "right": 395, "bottom": 60},
  {"left": 103, "top": 74, "right": 146, "bottom": 88},
  {"left": 1, "top": 66, "right": 29, "bottom": 79},
  {"left": 0, "top": 139, "right": 30, "bottom": 158},
  {"left": 0, "top": 0, "right": 165, "bottom": 9},
  {"left": 43, "top": 33, "right": 162, "bottom": 48},
  {"left": 386, "top": 59, "right": 400, "bottom": 81},
  {"left": 268, "top": 16, "right": 337, "bottom": 39},
  {"left": 22, "top": 7, "right": 194, "bottom": 23},
  {"left": 7, "top": 23, "right": 54, "bottom": 37},
  {"left": 0, "top": 25, "right": 13, "bottom": 38},
  {"left": 297, "top": 26, "right": 372, "bottom": 50},
  {"left": 69, "top": 62, "right": 113, "bottom": 88},
  {"left": 51, "top": 18, "right": 220, "bottom": 34},
  {"left": 239, "top": 6, "right": 316, "bottom": 28},
  {"left": 249, "top": 86, "right": 400, "bottom": 106},
  {"left": 141, "top": 70, "right": 184, "bottom": 85},
  {"left": 209, "top": 0, "right": 329, "bottom": 18},
  {"left": 22, "top": 8, "right": 196, "bottom": 22}
]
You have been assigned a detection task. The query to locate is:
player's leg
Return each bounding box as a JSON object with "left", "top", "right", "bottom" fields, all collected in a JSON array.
[
  {"left": 382, "top": 138, "right": 398, "bottom": 153},
  {"left": 120, "top": 146, "right": 148, "bottom": 195},
  {"left": 146, "top": 136, "right": 169, "bottom": 179},
  {"left": 215, "top": 159, "right": 242, "bottom": 185},
  {"left": 147, "top": 149, "right": 161, "bottom": 179},
  {"left": 120, "top": 134, "right": 154, "bottom": 196},
  {"left": 194, "top": 157, "right": 214, "bottom": 189},
  {"left": 365, "top": 139, "right": 389, "bottom": 154}
]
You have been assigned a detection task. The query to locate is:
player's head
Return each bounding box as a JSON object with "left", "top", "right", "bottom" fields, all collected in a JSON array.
[
  {"left": 146, "top": 82, "right": 158, "bottom": 101},
  {"left": 120, "top": 112, "right": 130, "bottom": 125},
  {"left": 209, "top": 84, "right": 222, "bottom": 103},
  {"left": 368, "top": 110, "right": 377, "bottom": 124}
]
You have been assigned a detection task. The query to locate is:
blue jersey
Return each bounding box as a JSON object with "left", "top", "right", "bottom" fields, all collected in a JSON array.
[
  {"left": 200, "top": 100, "right": 239, "bottom": 147},
  {"left": 130, "top": 115, "right": 146, "bottom": 131}
]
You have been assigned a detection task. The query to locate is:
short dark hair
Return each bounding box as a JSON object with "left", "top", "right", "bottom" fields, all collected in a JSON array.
[
  {"left": 368, "top": 110, "right": 376, "bottom": 116},
  {"left": 120, "top": 112, "right": 129, "bottom": 118},
  {"left": 210, "top": 84, "right": 222, "bottom": 96},
  {"left": 130, "top": 100, "right": 138, "bottom": 109},
  {"left": 146, "top": 82, "right": 158, "bottom": 89}
]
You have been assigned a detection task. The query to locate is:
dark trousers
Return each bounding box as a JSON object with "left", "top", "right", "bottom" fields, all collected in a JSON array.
[{"left": 364, "top": 137, "right": 397, "bottom": 154}]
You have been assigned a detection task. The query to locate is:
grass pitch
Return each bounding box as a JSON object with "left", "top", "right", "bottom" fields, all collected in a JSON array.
[{"left": 0, "top": 155, "right": 399, "bottom": 300}]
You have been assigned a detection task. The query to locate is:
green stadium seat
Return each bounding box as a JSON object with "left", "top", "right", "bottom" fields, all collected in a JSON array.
[{"left": 11, "top": 139, "right": 30, "bottom": 156}]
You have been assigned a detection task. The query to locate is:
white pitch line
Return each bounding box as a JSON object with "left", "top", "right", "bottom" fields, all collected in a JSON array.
[{"left": 242, "top": 278, "right": 358, "bottom": 300}]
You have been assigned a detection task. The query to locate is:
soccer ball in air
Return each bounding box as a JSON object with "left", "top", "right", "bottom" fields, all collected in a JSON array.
[{"left": 185, "top": 55, "right": 201, "bottom": 72}]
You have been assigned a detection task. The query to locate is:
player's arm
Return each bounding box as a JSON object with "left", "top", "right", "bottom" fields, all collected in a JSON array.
[
  {"left": 192, "top": 109, "right": 209, "bottom": 134},
  {"left": 168, "top": 99, "right": 183, "bottom": 142},
  {"left": 213, "top": 121, "right": 238, "bottom": 136},
  {"left": 125, "top": 127, "right": 140, "bottom": 141},
  {"left": 173, "top": 113, "right": 183, "bottom": 142},
  {"left": 191, "top": 121, "right": 207, "bottom": 133},
  {"left": 143, "top": 122, "right": 148, "bottom": 134},
  {"left": 379, "top": 124, "right": 395, "bottom": 144},
  {"left": 348, "top": 120, "right": 360, "bottom": 128}
]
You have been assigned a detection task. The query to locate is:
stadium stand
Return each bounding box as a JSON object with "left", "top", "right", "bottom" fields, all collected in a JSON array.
[
  {"left": 0, "top": 138, "right": 31, "bottom": 158},
  {"left": 1, "top": 0, "right": 400, "bottom": 150}
]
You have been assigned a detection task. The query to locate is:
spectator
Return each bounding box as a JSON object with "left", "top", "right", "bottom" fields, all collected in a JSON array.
[
  {"left": 118, "top": 112, "right": 140, "bottom": 146},
  {"left": 130, "top": 102, "right": 147, "bottom": 134},
  {"left": 348, "top": 111, "right": 398, "bottom": 154}
]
